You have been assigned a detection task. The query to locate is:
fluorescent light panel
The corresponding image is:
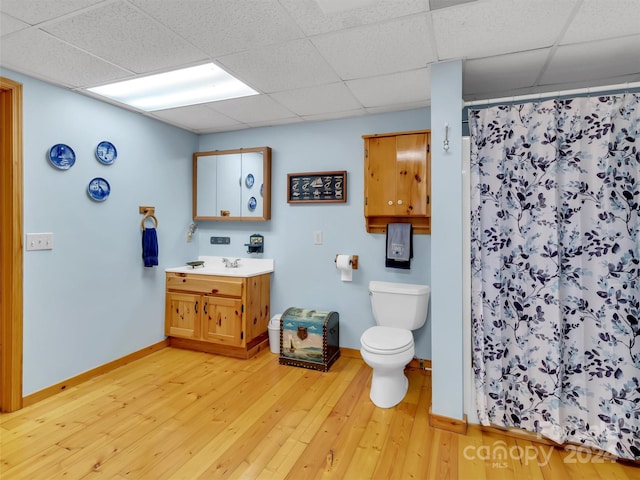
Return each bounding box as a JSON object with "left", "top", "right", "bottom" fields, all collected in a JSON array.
[{"left": 87, "top": 63, "right": 258, "bottom": 111}]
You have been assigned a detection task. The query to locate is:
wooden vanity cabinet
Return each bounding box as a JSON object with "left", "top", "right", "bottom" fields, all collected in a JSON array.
[
  {"left": 363, "top": 130, "right": 431, "bottom": 234},
  {"left": 165, "top": 272, "right": 270, "bottom": 359}
]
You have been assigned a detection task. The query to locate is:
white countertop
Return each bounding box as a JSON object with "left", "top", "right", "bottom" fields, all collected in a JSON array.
[{"left": 165, "top": 256, "right": 274, "bottom": 277}]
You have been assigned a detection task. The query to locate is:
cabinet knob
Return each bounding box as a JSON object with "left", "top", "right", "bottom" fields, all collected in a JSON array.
[
  {"left": 397, "top": 200, "right": 403, "bottom": 205},
  {"left": 388, "top": 200, "right": 394, "bottom": 206}
]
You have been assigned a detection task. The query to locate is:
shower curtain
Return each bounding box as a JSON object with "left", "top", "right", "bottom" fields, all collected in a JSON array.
[{"left": 469, "top": 93, "right": 640, "bottom": 460}]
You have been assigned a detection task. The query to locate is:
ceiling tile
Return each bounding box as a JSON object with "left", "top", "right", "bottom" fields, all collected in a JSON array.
[
  {"left": 540, "top": 35, "right": 640, "bottom": 86},
  {"left": 0, "top": 29, "right": 131, "bottom": 87},
  {"left": 429, "top": 0, "right": 477, "bottom": 10},
  {"left": 247, "top": 116, "right": 305, "bottom": 129},
  {"left": 131, "top": 0, "right": 303, "bottom": 57},
  {"left": 0, "top": 0, "right": 104, "bottom": 25},
  {"left": 301, "top": 108, "right": 367, "bottom": 122},
  {"left": 432, "top": 0, "right": 578, "bottom": 59},
  {"left": 217, "top": 38, "right": 341, "bottom": 93},
  {"left": 42, "top": 2, "right": 207, "bottom": 75},
  {"left": 312, "top": 0, "right": 379, "bottom": 15},
  {"left": 270, "top": 82, "right": 363, "bottom": 116},
  {"left": 1, "top": 0, "right": 638, "bottom": 134},
  {"left": 207, "top": 95, "right": 298, "bottom": 123},
  {"left": 562, "top": 0, "right": 640, "bottom": 44},
  {"left": 463, "top": 49, "right": 550, "bottom": 97},
  {"left": 1, "top": 12, "right": 29, "bottom": 35},
  {"left": 150, "top": 104, "right": 245, "bottom": 133},
  {"left": 346, "top": 68, "right": 431, "bottom": 108},
  {"left": 365, "top": 102, "right": 429, "bottom": 115},
  {"left": 312, "top": 14, "right": 436, "bottom": 80},
  {"left": 279, "top": 0, "right": 428, "bottom": 35}
]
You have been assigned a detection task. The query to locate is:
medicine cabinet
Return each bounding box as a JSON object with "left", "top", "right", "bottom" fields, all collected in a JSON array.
[{"left": 193, "top": 146, "right": 271, "bottom": 221}]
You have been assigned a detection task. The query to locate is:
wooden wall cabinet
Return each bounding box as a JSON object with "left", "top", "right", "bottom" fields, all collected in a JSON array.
[
  {"left": 363, "top": 130, "right": 431, "bottom": 234},
  {"left": 165, "top": 272, "right": 270, "bottom": 359}
]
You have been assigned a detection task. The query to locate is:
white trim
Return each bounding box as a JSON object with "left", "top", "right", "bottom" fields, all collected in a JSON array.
[{"left": 464, "top": 81, "right": 640, "bottom": 107}]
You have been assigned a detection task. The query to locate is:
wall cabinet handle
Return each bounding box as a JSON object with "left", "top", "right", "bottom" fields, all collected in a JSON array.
[
  {"left": 388, "top": 200, "right": 394, "bottom": 206},
  {"left": 397, "top": 199, "right": 403, "bottom": 205}
]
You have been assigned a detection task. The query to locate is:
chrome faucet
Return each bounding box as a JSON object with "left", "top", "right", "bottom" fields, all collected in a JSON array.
[{"left": 222, "top": 258, "right": 240, "bottom": 268}]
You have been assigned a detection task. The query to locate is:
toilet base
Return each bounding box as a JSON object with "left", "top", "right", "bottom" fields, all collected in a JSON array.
[
  {"left": 369, "top": 367, "right": 409, "bottom": 408},
  {"left": 360, "top": 344, "right": 414, "bottom": 409}
]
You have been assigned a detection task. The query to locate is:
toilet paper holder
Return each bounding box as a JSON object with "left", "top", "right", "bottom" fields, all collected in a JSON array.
[{"left": 334, "top": 254, "right": 358, "bottom": 270}]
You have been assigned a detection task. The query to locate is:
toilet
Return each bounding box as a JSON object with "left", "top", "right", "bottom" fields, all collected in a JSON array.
[{"left": 360, "top": 280, "right": 430, "bottom": 408}]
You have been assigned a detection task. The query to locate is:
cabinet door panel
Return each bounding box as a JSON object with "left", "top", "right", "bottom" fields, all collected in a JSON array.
[
  {"left": 396, "top": 133, "right": 428, "bottom": 216},
  {"left": 365, "top": 136, "right": 397, "bottom": 216},
  {"left": 203, "top": 296, "right": 243, "bottom": 346},
  {"left": 166, "top": 293, "right": 200, "bottom": 339}
]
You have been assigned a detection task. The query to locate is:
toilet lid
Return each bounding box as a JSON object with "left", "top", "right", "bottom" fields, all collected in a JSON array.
[{"left": 361, "top": 326, "right": 413, "bottom": 354}]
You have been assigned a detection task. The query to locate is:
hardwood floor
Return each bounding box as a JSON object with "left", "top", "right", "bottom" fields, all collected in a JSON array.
[{"left": 1, "top": 347, "right": 638, "bottom": 479}]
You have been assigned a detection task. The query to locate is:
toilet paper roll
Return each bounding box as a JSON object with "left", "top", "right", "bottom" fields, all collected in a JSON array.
[{"left": 336, "top": 254, "right": 353, "bottom": 282}]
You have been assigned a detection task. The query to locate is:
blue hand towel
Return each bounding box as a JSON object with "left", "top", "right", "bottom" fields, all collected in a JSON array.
[
  {"left": 142, "top": 227, "right": 158, "bottom": 267},
  {"left": 385, "top": 223, "right": 412, "bottom": 269}
]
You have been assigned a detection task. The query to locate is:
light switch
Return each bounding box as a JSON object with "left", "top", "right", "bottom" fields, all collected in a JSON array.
[
  {"left": 26, "top": 233, "right": 54, "bottom": 251},
  {"left": 313, "top": 230, "right": 323, "bottom": 245}
]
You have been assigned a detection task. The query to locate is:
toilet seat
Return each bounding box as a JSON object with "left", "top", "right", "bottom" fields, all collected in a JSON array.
[{"left": 361, "top": 326, "right": 413, "bottom": 355}]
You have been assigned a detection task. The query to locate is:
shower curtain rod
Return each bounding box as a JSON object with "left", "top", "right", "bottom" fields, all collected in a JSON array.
[{"left": 463, "top": 80, "right": 640, "bottom": 107}]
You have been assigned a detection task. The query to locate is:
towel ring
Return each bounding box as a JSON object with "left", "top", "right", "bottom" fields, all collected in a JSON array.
[{"left": 141, "top": 213, "right": 158, "bottom": 230}]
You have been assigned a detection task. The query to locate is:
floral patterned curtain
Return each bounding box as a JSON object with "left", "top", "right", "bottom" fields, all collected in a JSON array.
[{"left": 469, "top": 94, "right": 640, "bottom": 460}]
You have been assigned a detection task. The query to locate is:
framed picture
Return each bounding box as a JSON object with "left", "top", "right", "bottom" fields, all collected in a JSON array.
[{"left": 287, "top": 171, "right": 347, "bottom": 204}]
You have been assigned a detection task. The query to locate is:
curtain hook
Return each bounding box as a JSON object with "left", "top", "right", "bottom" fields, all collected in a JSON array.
[{"left": 443, "top": 123, "right": 450, "bottom": 152}]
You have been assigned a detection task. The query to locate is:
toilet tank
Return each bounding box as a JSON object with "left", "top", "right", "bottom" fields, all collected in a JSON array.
[{"left": 369, "top": 281, "right": 430, "bottom": 330}]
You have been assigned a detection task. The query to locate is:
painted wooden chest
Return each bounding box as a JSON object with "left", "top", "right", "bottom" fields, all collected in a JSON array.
[{"left": 279, "top": 307, "right": 340, "bottom": 372}]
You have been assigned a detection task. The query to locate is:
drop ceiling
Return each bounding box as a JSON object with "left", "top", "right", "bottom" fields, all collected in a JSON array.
[{"left": 1, "top": 0, "right": 639, "bottom": 134}]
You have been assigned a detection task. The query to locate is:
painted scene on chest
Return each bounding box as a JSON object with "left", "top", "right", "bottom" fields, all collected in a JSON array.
[{"left": 281, "top": 308, "right": 331, "bottom": 363}]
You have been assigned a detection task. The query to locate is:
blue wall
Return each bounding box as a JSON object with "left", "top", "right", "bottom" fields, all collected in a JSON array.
[
  {"left": 430, "top": 60, "right": 464, "bottom": 420},
  {"left": 196, "top": 112, "right": 432, "bottom": 357},
  {"left": 5, "top": 69, "right": 198, "bottom": 395},
  {"left": 7, "top": 68, "right": 434, "bottom": 396}
]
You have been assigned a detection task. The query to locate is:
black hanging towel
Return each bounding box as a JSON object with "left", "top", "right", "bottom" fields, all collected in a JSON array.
[
  {"left": 385, "top": 223, "right": 412, "bottom": 269},
  {"left": 142, "top": 227, "right": 159, "bottom": 267}
]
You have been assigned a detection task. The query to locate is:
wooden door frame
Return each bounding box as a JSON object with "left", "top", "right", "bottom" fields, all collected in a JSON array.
[{"left": 0, "top": 76, "right": 24, "bottom": 412}]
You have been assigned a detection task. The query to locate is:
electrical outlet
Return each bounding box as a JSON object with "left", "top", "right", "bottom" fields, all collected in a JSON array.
[
  {"left": 26, "top": 233, "right": 54, "bottom": 251},
  {"left": 210, "top": 236, "right": 230, "bottom": 245},
  {"left": 313, "top": 230, "right": 323, "bottom": 245}
]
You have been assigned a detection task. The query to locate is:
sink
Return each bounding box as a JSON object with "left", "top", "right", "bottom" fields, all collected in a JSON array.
[{"left": 165, "top": 256, "right": 274, "bottom": 277}]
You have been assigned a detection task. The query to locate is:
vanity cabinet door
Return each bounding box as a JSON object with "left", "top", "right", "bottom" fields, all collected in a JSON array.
[
  {"left": 165, "top": 292, "right": 201, "bottom": 339},
  {"left": 202, "top": 295, "right": 243, "bottom": 346}
]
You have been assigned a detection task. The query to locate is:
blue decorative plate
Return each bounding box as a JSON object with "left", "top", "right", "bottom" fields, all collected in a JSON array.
[
  {"left": 248, "top": 196, "right": 257, "bottom": 211},
  {"left": 96, "top": 141, "right": 117, "bottom": 165},
  {"left": 48, "top": 144, "right": 76, "bottom": 170},
  {"left": 87, "top": 177, "right": 110, "bottom": 202},
  {"left": 245, "top": 173, "right": 254, "bottom": 188}
]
